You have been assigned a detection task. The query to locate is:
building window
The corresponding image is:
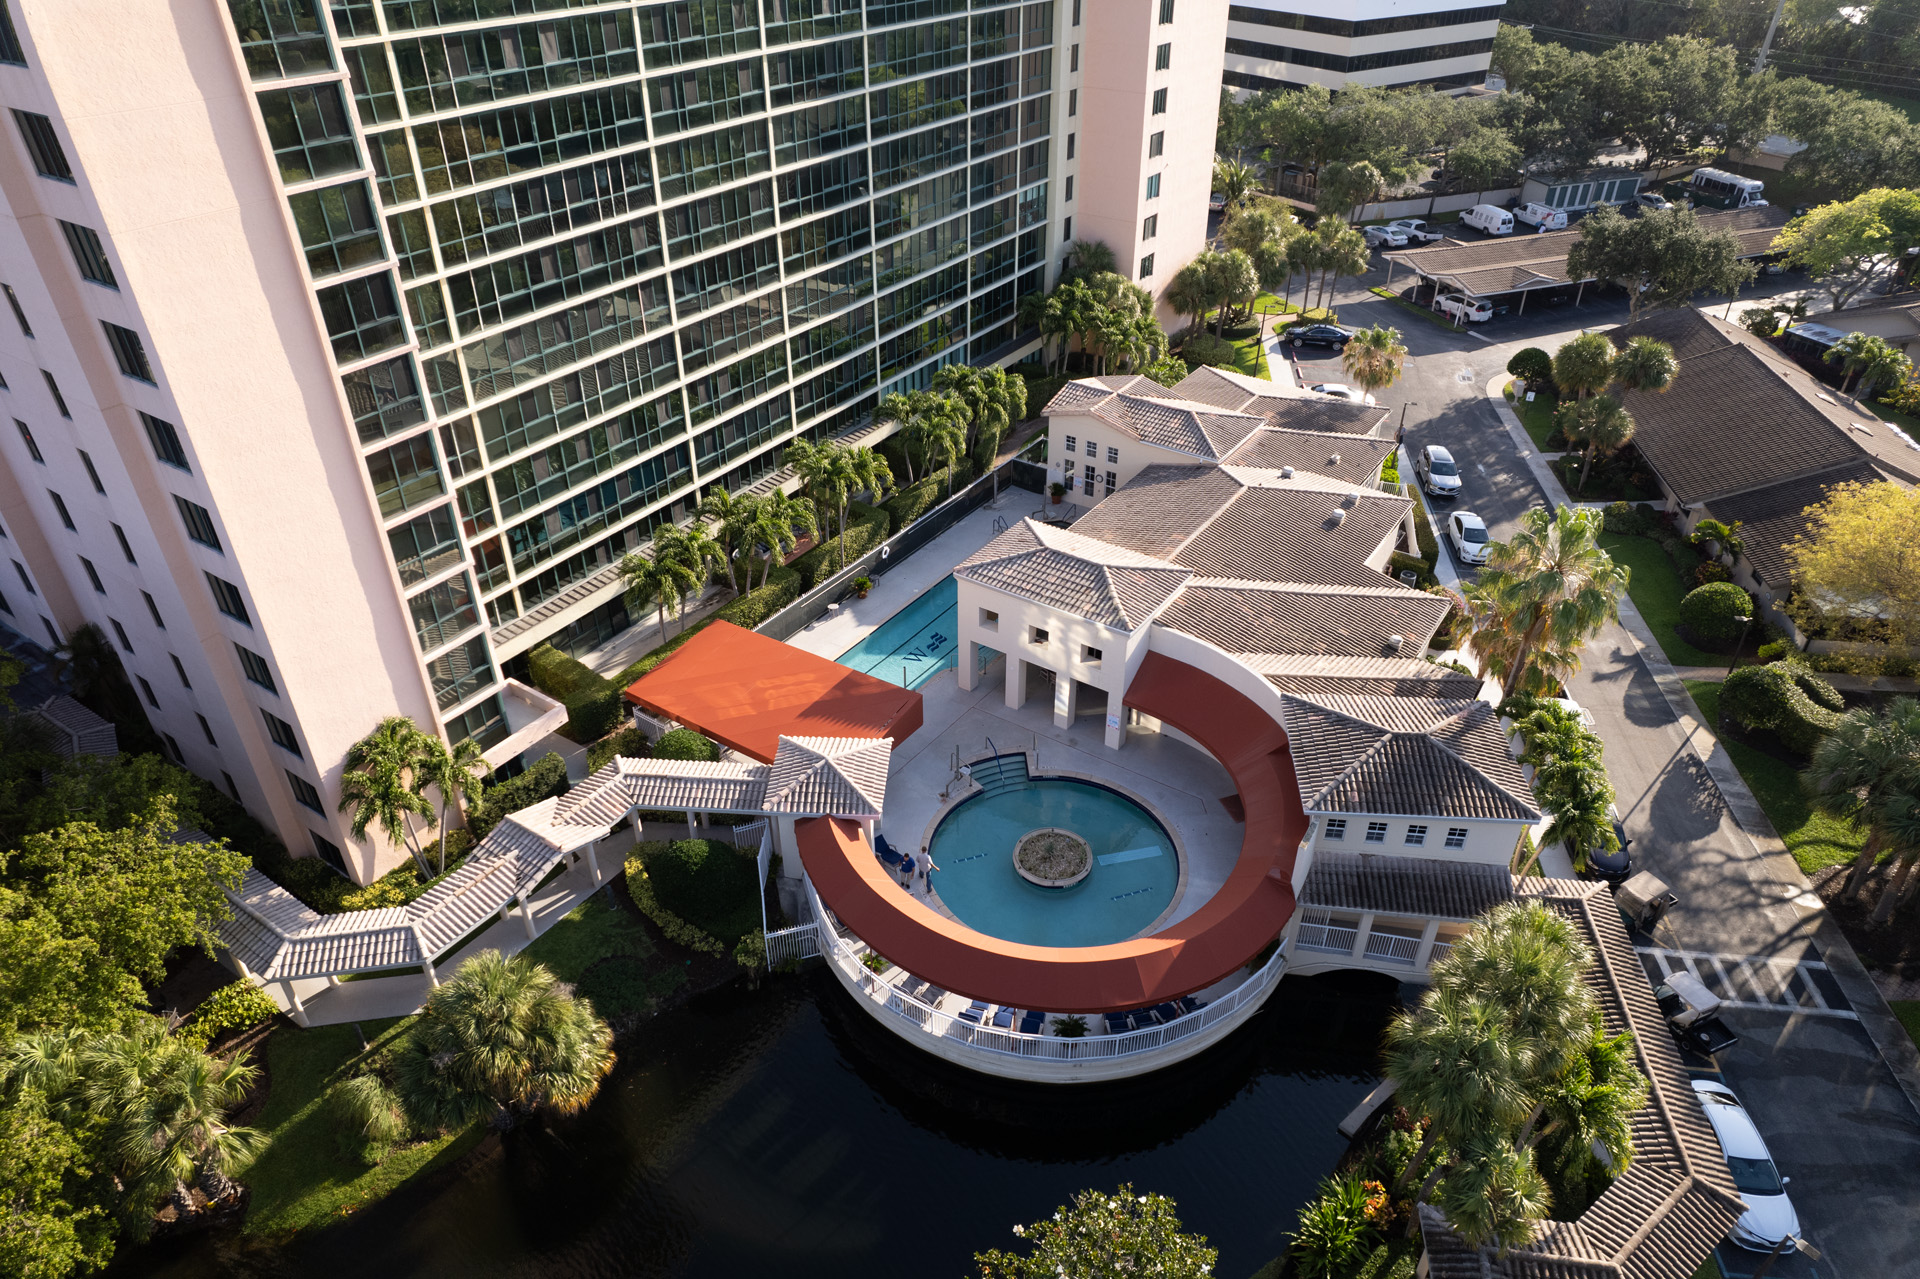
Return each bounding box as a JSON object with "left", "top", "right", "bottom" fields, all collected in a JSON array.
[
  {"left": 0, "top": 589, "right": 10, "bottom": 616},
  {"left": 263, "top": 709, "right": 303, "bottom": 757},
  {"left": 1067, "top": 89, "right": 1076, "bottom": 116},
  {"left": 315, "top": 272, "right": 405, "bottom": 364},
  {"left": 366, "top": 432, "right": 445, "bottom": 518},
  {"left": 1143, "top": 214, "right": 1158, "bottom": 240},
  {"left": 171, "top": 653, "right": 191, "bottom": 688},
  {"left": 143, "top": 591, "right": 165, "bottom": 628},
  {"left": 979, "top": 608, "right": 999, "bottom": 631},
  {"left": 311, "top": 831, "right": 347, "bottom": 873},
  {"left": 1138, "top": 253, "right": 1154, "bottom": 278},
  {"left": 257, "top": 83, "right": 359, "bottom": 184},
  {"left": 13, "top": 560, "right": 34, "bottom": 594},
  {"left": 1082, "top": 462, "right": 1095, "bottom": 495},
  {"left": 222, "top": 772, "right": 241, "bottom": 802},
  {"left": 1324, "top": 818, "right": 1347, "bottom": 840},
  {"left": 59, "top": 223, "right": 117, "bottom": 289},
  {"left": 1149, "top": 131, "right": 1164, "bottom": 158},
  {"left": 1072, "top": 0, "right": 1081, "bottom": 22},
  {"left": 234, "top": 644, "right": 278, "bottom": 693},
  {"left": 48, "top": 490, "right": 74, "bottom": 530},
  {"left": 1104, "top": 470, "right": 1116, "bottom": 495},
  {"left": 197, "top": 714, "right": 218, "bottom": 747},
  {"left": 1159, "top": 0, "right": 1175, "bottom": 21},
  {"left": 137, "top": 676, "right": 159, "bottom": 709},
  {"left": 111, "top": 619, "right": 134, "bottom": 653},
  {"left": 1063, "top": 433, "right": 1076, "bottom": 453},
  {"left": 1029, "top": 625, "right": 1049, "bottom": 645},
  {"left": 12, "top": 111, "right": 72, "bottom": 182},
  {"left": 141, "top": 413, "right": 190, "bottom": 471},
  {"left": 1069, "top": 44, "right": 1079, "bottom": 72},
  {"left": 1064, "top": 175, "right": 1073, "bottom": 202},
  {"left": 102, "top": 323, "right": 154, "bottom": 382},
  {"left": 1146, "top": 174, "right": 1160, "bottom": 200},
  {"left": 1405, "top": 824, "right": 1428, "bottom": 846},
  {"left": 14, "top": 419, "right": 41, "bottom": 463},
  {"left": 407, "top": 573, "right": 479, "bottom": 653},
  {"left": 113, "top": 524, "right": 135, "bottom": 563},
  {"left": 80, "top": 556, "right": 104, "bottom": 593},
  {"left": 288, "top": 771, "right": 324, "bottom": 813},
  {"left": 1084, "top": 437, "right": 1097, "bottom": 457},
  {"left": 41, "top": 372, "right": 68, "bottom": 418},
  {"left": 226, "top": 0, "right": 334, "bottom": 81},
  {"left": 1151, "top": 88, "right": 1167, "bottom": 114},
  {"left": 1082, "top": 644, "right": 1103, "bottom": 664},
  {"left": 3, "top": 284, "right": 31, "bottom": 337},
  {"left": 1061, "top": 215, "right": 1071, "bottom": 242},
  {"left": 1155, "top": 42, "right": 1171, "bottom": 70},
  {"left": 160, "top": 732, "right": 185, "bottom": 763},
  {"left": 40, "top": 616, "right": 56, "bottom": 645},
  {"left": 1106, "top": 445, "right": 1119, "bottom": 464},
  {"left": 288, "top": 181, "right": 384, "bottom": 279},
  {"left": 78, "top": 450, "right": 104, "bottom": 493},
  {"left": 174, "top": 496, "right": 223, "bottom": 551},
  {"left": 1365, "top": 821, "right": 1388, "bottom": 843},
  {"left": 206, "top": 573, "right": 250, "bottom": 625},
  {"left": 1445, "top": 827, "right": 1469, "bottom": 849}
]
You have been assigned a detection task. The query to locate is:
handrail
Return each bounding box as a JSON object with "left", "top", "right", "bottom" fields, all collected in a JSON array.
[{"left": 805, "top": 876, "right": 1286, "bottom": 1063}]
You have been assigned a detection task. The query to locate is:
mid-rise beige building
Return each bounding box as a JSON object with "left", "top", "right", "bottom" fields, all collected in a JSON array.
[{"left": 0, "top": 0, "right": 1220, "bottom": 882}]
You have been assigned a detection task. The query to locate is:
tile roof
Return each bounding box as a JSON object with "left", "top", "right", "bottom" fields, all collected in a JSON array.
[
  {"left": 1042, "top": 379, "right": 1267, "bottom": 459},
  {"left": 1701, "top": 457, "right": 1884, "bottom": 587},
  {"left": 1418, "top": 878, "right": 1746, "bottom": 1279},
  {"left": 1170, "top": 485, "right": 1412, "bottom": 587},
  {"left": 1281, "top": 696, "right": 1539, "bottom": 821},
  {"left": 1157, "top": 582, "right": 1451, "bottom": 656},
  {"left": 1219, "top": 427, "right": 1395, "bottom": 483},
  {"left": 765, "top": 736, "right": 892, "bottom": 817},
  {"left": 1300, "top": 850, "right": 1512, "bottom": 919},
  {"left": 1169, "top": 364, "right": 1299, "bottom": 409},
  {"left": 26, "top": 695, "right": 118, "bottom": 758},
  {"left": 1233, "top": 652, "right": 1484, "bottom": 692},
  {"left": 955, "top": 517, "right": 1194, "bottom": 628},
  {"left": 1064, "top": 464, "right": 1249, "bottom": 558}
]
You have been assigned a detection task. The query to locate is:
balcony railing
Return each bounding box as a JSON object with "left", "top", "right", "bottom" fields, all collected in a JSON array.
[{"left": 1364, "top": 931, "right": 1421, "bottom": 966}]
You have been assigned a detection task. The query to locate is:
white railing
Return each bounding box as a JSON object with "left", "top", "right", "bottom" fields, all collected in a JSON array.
[
  {"left": 1364, "top": 931, "right": 1422, "bottom": 966},
  {"left": 1295, "top": 909, "right": 1360, "bottom": 955},
  {"left": 749, "top": 822, "right": 774, "bottom": 936},
  {"left": 804, "top": 877, "right": 1286, "bottom": 1064},
  {"left": 765, "top": 921, "right": 821, "bottom": 968},
  {"left": 1428, "top": 941, "right": 1454, "bottom": 965}
]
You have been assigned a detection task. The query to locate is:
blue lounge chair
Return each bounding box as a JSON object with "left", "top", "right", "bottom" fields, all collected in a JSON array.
[
  {"left": 1178, "top": 995, "right": 1206, "bottom": 1014},
  {"left": 959, "top": 1000, "right": 989, "bottom": 1024},
  {"left": 923, "top": 985, "right": 948, "bottom": 1007},
  {"left": 1152, "top": 1002, "right": 1182, "bottom": 1023},
  {"left": 875, "top": 840, "right": 903, "bottom": 868},
  {"left": 1104, "top": 1012, "right": 1133, "bottom": 1034},
  {"left": 1132, "top": 1006, "right": 1163, "bottom": 1025},
  {"left": 990, "top": 1007, "right": 1014, "bottom": 1029},
  {"left": 1019, "top": 1010, "right": 1045, "bottom": 1034}
]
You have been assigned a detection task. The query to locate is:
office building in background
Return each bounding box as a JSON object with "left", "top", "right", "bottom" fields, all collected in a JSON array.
[{"left": 1223, "top": 0, "right": 1502, "bottom": 94}]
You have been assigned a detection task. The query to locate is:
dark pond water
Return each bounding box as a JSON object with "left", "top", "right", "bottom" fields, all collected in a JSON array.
[{"left": 134, "top": 969, "right": 1405, "bottom": 1279}]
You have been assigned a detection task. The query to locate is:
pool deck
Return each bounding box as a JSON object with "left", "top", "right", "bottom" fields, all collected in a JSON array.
[
  {"left": 786, "top": 497, "right": 1024, "bottom": 663},
  {"left": 876, "top": 655, "right": 1245, "bottom": 937}
]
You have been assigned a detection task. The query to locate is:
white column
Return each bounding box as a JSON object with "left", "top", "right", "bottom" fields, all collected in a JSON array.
[
  {"left": 1052, "top": 671, "right": 1076, "bottom": 728},
  {"left": 518, "top": 894, "right": 537, "bottom": 938},
  {"left": 1413, "top": 919, "right": 1442, "bottom": 971},
  {"left": 585, "top": 840, "right": 602, "bottom": 884},
  {"left": 1005, "top": 655, "right": 1027, "bottom": 709},
  {"left": 1350, "top": 913, "right": 1376, "bottom": 961},
  {"left": 861, "top": 817, "right": 875, "bottom": 845},
  {"left": 776, "top": 816, "right": 802, "bottom": 877},
  {"left": 1103, "top": 688, "right": 1124, "bottom": 750},
  {"left": 284, "top": 981, "right": 309, "bottom": 1028},
  {"left": 423, "top": 956, "right": 440, "bottom": 988},
  {"left": 687, "top": 809, "right": 697, "bottom": 836},
  {"left": 958, "top": 640, "right": 978, "bottom": 692},
  {"left": 325, "top": 974, "right": 341, "bottom": 988}
]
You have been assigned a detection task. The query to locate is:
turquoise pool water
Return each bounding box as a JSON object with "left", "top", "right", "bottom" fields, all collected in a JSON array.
[
  {"left": 927, "top": 777, "right": 1180, "bottom": 948},
  {"left": 836, "top": 575, "right": 960, "bottom": 689}
]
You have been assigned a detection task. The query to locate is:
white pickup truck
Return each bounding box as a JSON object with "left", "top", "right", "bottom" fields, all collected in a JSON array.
[{"left": 1386, "top": 218, "right": 1445, "bottom": 244}]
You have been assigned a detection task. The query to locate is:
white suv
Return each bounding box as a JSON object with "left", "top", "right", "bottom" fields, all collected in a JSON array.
[
  {"left": 1437, "top": 293, "right": 1494, "bottom": 323},
  {"left": 1416, "top": 445, "right": 1462, "bottom": 498}
]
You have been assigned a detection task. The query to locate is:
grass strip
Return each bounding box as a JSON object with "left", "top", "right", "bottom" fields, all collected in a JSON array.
[{"left": 1596, "top": 533, "right": 1721, "bottom": 668}]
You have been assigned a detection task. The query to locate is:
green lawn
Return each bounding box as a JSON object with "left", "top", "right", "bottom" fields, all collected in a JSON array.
[
  {"left": 1597, "top": 534, "right": 1721, "bottom": 667},
  {"left": 523, "top": 892, "right": 687, "bottom": 1017},
  {"left": 1683, "top": 680, "right": 1869, "bottom": 876},
  {"left": 1368, "top": 286, "right": 1457, "bottom": 334},
  {"left": 242, "top": 1018, "right": 482, "bottom": 1237},
  {"left": 1505, "top": 386, "right": 1560, "bottom": 450},
  {"left": 1862, "top": 90, "right": 1920, "bottom": 125},
  {"left": 1891, "top": 1000, "right": 1920, "bottom": 1049},
  {"left": 1869, "top": 401, "right": 1920, "bottom": 438},
  {"left": 1223, "top": 323, "right": 1274, "bottom": 380}
]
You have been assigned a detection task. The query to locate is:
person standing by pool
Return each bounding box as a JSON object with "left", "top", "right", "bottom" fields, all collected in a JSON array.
[
  {"left": 920, "top": 847, "right": 939, "bottom": 892},
  {"left": 898, "top": 850, "right": 916, "bottom": 887}
]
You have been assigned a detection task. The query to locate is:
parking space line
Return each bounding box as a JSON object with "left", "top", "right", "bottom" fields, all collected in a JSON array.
[{"left": 1636, "top": 947, "right": 1859, "bottom": 1020}]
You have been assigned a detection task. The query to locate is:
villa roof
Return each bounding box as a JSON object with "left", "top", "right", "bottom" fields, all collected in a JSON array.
[
  {"left": 1169, "top": 364, "right": 1295, "bottom": 410},
  {"left": 1281, "top": 695, "right": 1539, "bottom": 821},
  {"left": 1042, "top": 381, "right": 1266, "bottom": 460},
  {"left": 554, "top": 736, "right": 892, "bottom": 822},
  {"left": 764, "top": 735, "right": 893, "bottom": 816},
  {"left": 624, "top": 621, "right": 922, "bottom": 763},
  {"left": 1218, "top": 427, "right": 1395, "bottom": 484},
  {"left": 1244, "top": 653, "right": 1485, "bottom": 698},
  {"left": 955, "top": 517, "right": 1193, "bottom": 629},
  {"left": 1300, "top": 850, "right": 1512, "bottom": 920},
  {"left": 1070, "top": 463, "right": 1411, "bottom": 589},
  {"left": 26, "top": 694, "right": 118, "bottom": 758},
  {"left": 1700, "top": 457, "right": 1884, "bottom": 588},
  {"left": 1157, "top": 582, "right": 1450, "bottom": 657},
  {"left": 1419, "top": 878, "right": 1747, "bottom": 1279}
]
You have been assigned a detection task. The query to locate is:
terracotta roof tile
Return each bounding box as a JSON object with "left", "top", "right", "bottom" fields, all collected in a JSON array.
[
  {"left": 1281, "top": 697, "right": 1539, "bottom": 820},
  {"left": 1300, "top": 850, "right": 1512, "bottom": 919},
  {"left": 956, "top": 518, "right": 1194, "bottom": 628}
]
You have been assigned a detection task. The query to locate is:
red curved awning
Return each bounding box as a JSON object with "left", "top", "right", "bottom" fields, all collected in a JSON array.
[{"left": 798, "top": 651, "right": 1302, "bottom": 1012}]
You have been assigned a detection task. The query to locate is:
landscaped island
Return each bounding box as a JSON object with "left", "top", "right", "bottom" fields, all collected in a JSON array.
[{"left": 1013, "top": 828, "right": 1093, "bottom": 887}]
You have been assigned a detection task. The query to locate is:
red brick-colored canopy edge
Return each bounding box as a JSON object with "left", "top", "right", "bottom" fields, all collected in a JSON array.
[
  {"left": 798, "top": 652, "right": 1303, "bottom": 1013},
  {"left": 624, "top": 621, "right": 924, "bottom": 764}
]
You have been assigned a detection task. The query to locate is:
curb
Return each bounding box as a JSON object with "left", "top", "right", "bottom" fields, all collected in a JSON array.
[{"left": 1482, "top": 376, "right": 1920, "bottom": 1119}]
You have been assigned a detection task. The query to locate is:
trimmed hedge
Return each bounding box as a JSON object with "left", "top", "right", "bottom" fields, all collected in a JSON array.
[
  {"left": 587, "top": 725, "right": 648, "bottom": 774},
  {"left": 526, "top": 644, "right": 602, "bottom": 701},
  {"left": 526, "top": 643, "right": 624, "bottom": 743},
  {"left": 624, "top": 843, "right": 726, "bottom": 956},
  {"left": 1678, "top": 582, "right": 1754, "bottom": 648},
  {"left": 180, "top": 979, "right": 281, "bottom": 1049},
  {"left": 1721, "top": 661, "right": 1843, "bottom": 756},
  {"left": 882, "top": 470, "right": 957, "bottom": 533},
  {"left": 1387, "top": 550, "right": 1436, "bottom": 588},
  {"left": 1405, "top": 485, "right": 1439, "bottom": 565},
  {"left": 467, "top": 751, "right": 569, "bottom": 839},
  {"left": 636, "top": 838, "right": 762, "bottom": 947},
  {"left": 653, "top": 727, "right": 720, "bottom": 761},
  {"left": 1182, "top": 333, "right": 1236, "bottom": 368},
  {"left": 1507, "top": 347, "right": 1555, "bottom": 391},
  {"left": 792, "top": 504, "right": 888, "bottom": 589}
]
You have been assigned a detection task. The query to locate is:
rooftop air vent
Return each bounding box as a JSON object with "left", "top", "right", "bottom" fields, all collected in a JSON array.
[
  {"left": 1328, "top": 452, "right": 1342, "bottom": 466},
  {"left": 1386, "top": 634, "right": 1405, "bottom": 653},
  {"left": 1330, "top": 508, "right": 1348, "bottom": 526},
  {"left": 1280, "top": 465, "right": 1295, "bottom": 478},
  {"left": 1816, "top": 391, "right": 1836, "bottom": 403},
  {"left": 1344, "top": 490, "right": 1361, "bottom": 507}
]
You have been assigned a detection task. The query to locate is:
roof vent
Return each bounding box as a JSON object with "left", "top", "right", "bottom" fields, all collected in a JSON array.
[
  {"left": 1344, "top": 490, "right": 1361, "bottom": 507},
  {"left": 1330, "top": 508, "right": 1348, "bottom": 526},
  {"left": 1386, "top": 634, "right": 1405, "bottom": 653},
  {"left": 1817, "top": 391, "right": 1836, "bottom": 403},
  {"left": 1280, "top": 465, "right": 1295, "bottom": 479},
  {"left": 1850, "top": 421, "right": 1875, "bottom": 435},
  {"left": 1328, "top": 452, "right": 1342, "bottom": 466}
]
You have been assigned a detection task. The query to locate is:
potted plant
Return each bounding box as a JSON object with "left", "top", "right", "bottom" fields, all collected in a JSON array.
[
  {"left": 852, "top": 575, "right": 872, "bottom": 599},
  {"left": 861, "top": 950, "right": 890, "bottom": 974},
  {"left": 1049, "top": 481, "right": 1067, "bottom": 505},
  {"left": 1051, "top": 1013, "right": 1089, "bottom": 1038}
]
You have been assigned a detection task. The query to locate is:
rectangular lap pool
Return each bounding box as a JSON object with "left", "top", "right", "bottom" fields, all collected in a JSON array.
[{"left": 836, "top": 576, "right": 962, "bottom": 690}]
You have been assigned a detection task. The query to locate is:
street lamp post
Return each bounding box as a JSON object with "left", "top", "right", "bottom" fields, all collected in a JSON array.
[{"left": 1728, "top": 613, "right": 1754, "bottom": 676}]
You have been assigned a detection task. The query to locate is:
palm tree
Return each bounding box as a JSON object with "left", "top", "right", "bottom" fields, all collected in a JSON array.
[
  {"left": 1207, "top": 249, "right": 1258, "bottom": 337},
  {"left": 1466, "top": 506, "right": 1630, "bottom": 697},
  {"left": 1165, "top": 262, "right": 1211, "bottom": 338},
  {"left": 1093, "top": 307, "right": 1136, "bottom": 374},
  {"left": 750, "top": 490, "right": 818, "bottom": 589},
  {"left": 391, "top": 950, "right": 614, "bottom": 1131},
  {"left": 1805, "top": 698, "right": 1920, "bottom": 901},
  {"left": 1284, "top": 233, "right": 1320, "bottom": 312},
  {"left": 1067, "top": 238, "right": 1117, "bottom": 280},
  {"left": 1212, "top": 157, "right": 1258, "bottom": 209},
  {"left": 846, "top": 445, "right": 894, "bottom": 528},
  {"left": 1433, "top": 1131, "right": 1553, "bottom": 1258},
  {"left": 1381, "top": 991, "right": 1527, "bottom": 1197},
  {"left": 1558, "top": 395, "right": 1637, "bottom": 494},
  {"left": 1340, "top": 325, "right": 1408, "bottom": 399},
  {"left": 1053, "top": 277, "right": 1104, "bottom": 369},
  {"left": 668, "top": 523, "right": 723, "bottom": 622},
  {"left": 1871, "top": 792, "right": 1920, "bottom": 922},
  {"left": 1311, "top": 222, "right": 1369, "bottom": 313},
  {"left": 1688, "top": 517, "right": 1745, "bottom": 566},
  {"left": 785, "top": 437, "right": 840, "bottom": 524},
  {"left": 1432, "top": 901, "right": 1596, "bottom": 1092},
  {"left": 1550, "top": 333, "right": 1615, "bottom": 401},
  {"left": 338, "top": 715, "right": 437, "bottom": 874},
  {"left": 941, "top": 364, "right": 1027, "bottom": 466},
  {"left": 1825, "top": 332, "right": 1912, "bottom": 397},
  {"left": 923, "top": 401, "right": 968, "bottom": 495},
  {"left": 620, "top": 530, "right": 702, "bottom": 639},
  {"left": 930, "top": 365, "right": 982, "bottom": 450},
  {"left": 412, "top": 734, "right": 490, "bottom": 874},
  {"left": 1530, "top": 1029, "right": 1647, "bottom": 1209},
  {"left": 1017, "top": 289, "right": 1052, "bottom": 367},
  {"left": 697, "top": 485, "right": 756, "bottom": 593},
  {"left": 874, "top": 390, "right": 932, "bottom": 483},
  {"left": 1610, "top": 335, "right": 1678, "bottom": 395}
]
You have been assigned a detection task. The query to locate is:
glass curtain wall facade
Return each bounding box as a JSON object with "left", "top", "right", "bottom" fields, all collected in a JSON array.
[{"left": 225, "top": 0, "right": 1056, "bottom": 742}]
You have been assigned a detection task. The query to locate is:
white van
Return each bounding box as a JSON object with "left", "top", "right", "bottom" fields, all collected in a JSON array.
[
  {"left": 1513, "top": 202, "right": 1568, "bottom": 231},
  {"left": 1461, "top": 204, "right": 1514, "bottom": 235}
]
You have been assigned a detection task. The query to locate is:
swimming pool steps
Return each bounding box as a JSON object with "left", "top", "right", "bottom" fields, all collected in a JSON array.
[{"left": 969, "top": 754, "right": 1030, "bottom": 797}]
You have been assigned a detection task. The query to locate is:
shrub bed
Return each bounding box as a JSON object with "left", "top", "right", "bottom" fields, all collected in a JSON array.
[
  {"left": 1181, "top": 333, "right": 1236, "bottom": 368},
  {"left": 792, "top": 504, "right": 889, "bottom": 589},
  {"left": 652, "top": 727, "right": 720, "bottom": 761},
  {"left": 624, "top": 838, "right": 760, "bottom": 952},
  {"left": 1404, "top": 485, "right": 1439, "bottom": 567},
  {"left": 586, "top": 725, "right": 648, "bottom": 774},
  {"left": 1720, "top": 661, "right": 1844, "bottom": 756},
  {"left": 467, "top": 752, "right": 569, "bottom": 840},
  {"left": 1677, "top": 581, "right": 1756, "bottom": 650}
]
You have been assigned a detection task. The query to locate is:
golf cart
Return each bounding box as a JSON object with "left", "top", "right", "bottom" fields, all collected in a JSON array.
[{"left": 1655, "top": 969, "right": 1741, "bottom": 1055}]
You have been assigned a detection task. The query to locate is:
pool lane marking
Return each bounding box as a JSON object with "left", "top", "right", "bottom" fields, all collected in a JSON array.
[
  {"left": 1097, "top": 847, "right": 1163, "bottom": 866},
  {"left": 1110, "top": 886, "right": 1157, "bottom": 901}
]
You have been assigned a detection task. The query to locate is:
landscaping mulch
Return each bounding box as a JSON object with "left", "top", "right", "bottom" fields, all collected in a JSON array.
[{"left": 1811, "top": 863, "right": 1920, "bottom": 980}]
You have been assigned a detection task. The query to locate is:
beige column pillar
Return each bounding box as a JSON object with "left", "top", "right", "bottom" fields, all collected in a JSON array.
[
  {"left": 284, "top": 981, "right": 309, "bottom": 1028},
  {"left": 1350, "top": 913, "right": 1376, "bottom": 962},
  {"left": 1412, "top": 919, "right": 1442, "bottom": 971},
  {"left": 584, "top": 840, "right": 602, "bottom": 884},
  {"left": 958, "top": 640, "right": 978, "bottom": 692},
  {"left": 1052, "top": 671, "right": 1076, "bottom": 729},
  {"left": 423, "top": 956, "right": 440, "bottom": 988},
  {"left": 1005, "top": 655, "right": 1027, "bottom": 709},
  {"left": 518, "top": 895, "right": 537, "bottom": 938}
]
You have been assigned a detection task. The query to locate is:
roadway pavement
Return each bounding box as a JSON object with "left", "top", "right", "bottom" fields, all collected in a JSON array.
[{"left": 1300, "top": 259, "right": 1920, "bottom": 1279}]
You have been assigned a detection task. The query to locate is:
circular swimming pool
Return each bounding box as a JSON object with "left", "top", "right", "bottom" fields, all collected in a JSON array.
[{"left": 926, "top": 776, "right": 1180, "bottom": 947}]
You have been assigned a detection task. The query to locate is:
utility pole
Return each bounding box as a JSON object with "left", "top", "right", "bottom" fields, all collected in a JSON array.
[{"left": 1752, "top": 0, "right": 1789, "bottom": 74}]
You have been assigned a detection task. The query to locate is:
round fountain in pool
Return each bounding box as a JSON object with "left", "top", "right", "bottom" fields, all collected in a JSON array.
[{"left": 926, "top": 768, "right": 1180, "bottom": 948}]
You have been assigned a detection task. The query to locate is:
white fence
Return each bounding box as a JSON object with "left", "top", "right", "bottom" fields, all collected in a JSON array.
[
  {"left": 1295, "top": 908, "right": 1360, "bottom": 955},
  {"left": 765, "top": 921, "right": 821, "bottom": 968},
  {"left": 806, "top": 878, "right": 1287, "bottom": 1064}
]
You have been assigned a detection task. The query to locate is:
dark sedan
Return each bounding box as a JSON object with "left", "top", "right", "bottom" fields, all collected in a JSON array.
[{"left": 1286, "top": 323, "right": 1357, "bottom": 351}]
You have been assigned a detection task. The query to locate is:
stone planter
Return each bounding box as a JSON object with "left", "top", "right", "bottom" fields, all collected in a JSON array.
[{"left": 1013, "top": 827, "right": 1092, "bottom": 888}]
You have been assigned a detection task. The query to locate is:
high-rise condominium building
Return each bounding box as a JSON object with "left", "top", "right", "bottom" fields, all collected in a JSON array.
[
  {"left": 0, "top": 0, "right": 1218, "bottom": 881},
  {"left": 1222, "top": 0, "right": 1502, "bottom": 95}
]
